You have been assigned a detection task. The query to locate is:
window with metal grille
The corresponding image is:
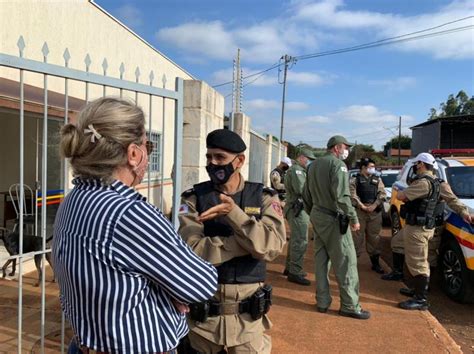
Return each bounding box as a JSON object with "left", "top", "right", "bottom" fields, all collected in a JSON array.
[{"left": 147, "top": 131, "right": 161, "bottom": 176}]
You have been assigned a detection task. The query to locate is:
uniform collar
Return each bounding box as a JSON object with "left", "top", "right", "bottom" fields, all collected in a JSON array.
[{"left": 72, "top": 177, "right": 146, "bottom": 201}]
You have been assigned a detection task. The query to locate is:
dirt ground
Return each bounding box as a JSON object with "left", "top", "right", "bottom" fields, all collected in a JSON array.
[{"left": 379, "top": 229, "right": 474, "bottom": 353}]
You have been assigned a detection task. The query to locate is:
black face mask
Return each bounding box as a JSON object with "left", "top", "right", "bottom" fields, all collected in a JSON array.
[
  {"left": 282, "top": 165, "right": 289, "bottom": 171},
  {"left": 206, "top": 157, "right": 237, "bottom": 185}
]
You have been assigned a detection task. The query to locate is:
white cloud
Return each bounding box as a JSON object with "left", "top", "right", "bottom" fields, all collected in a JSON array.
[
  {"left": 288, "top": 71, "right": 326, "bottom": 86},
  {"left": 367, "top": 76, "right": 417, "bottom": 90},
  {"left": 292, "top": 0, "right": 474, "bottom": 59},
  {"left": 156, "top": 21, "right": 236, "bottom": 60},
  {"left": 155, "top": 0, "right": 473, "bottom": 63},
  {"left": 245, "top": 99, "right": 310, "bottom": 111},
  {"left": 336, "top": 105, "right": 398, "bottom": 123},
  {"left": 286, "top": 102, "right": 311, "bottom": 111},
  {"left": 116, "top": 4, "right": 144, "bottom": 28},
  {"left": 245, "top": 99, "right": 280, "bottom": 110}
]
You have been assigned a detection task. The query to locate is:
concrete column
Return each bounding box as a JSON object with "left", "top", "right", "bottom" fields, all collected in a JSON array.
[
  {"left": 233, "top": 112, "right": 251, "bottom": 180},
  {"left": 264, "top": 134, "right": 273, "bottom": 187},
  {"left": 182, "top": 80, "right": 224, "bottom": 190}
]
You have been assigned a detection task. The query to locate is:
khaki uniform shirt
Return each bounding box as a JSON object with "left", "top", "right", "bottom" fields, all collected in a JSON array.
[
  {"left": 404, "top": 172, "right": 470, "bottom": 218},
  {"left": 349, "top": 174, "right": 387, "bottom": 210},
  {"left": 178, "top": 174, "right": 286, "bottom": 346},
  {"left": 303, "top": 152, "right": 358, "bottom": 224}
]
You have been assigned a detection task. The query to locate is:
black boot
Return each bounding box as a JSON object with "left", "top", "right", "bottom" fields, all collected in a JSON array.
[
  {"left": 400, "top": 277, "right": 430, "bottom": 297},
  {"left": 381, "top": 253, "right": 404, "bottom": 281},
  {"left": 370, "top": 255, "right": 385, "bottom": 274},
  {"left": 399, "top": 276, "right": 429, "bottom": 310}
]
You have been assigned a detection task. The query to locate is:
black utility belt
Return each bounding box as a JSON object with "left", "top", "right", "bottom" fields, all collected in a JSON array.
[{"left": 189, "top": 284, "right": 272, "bottom": 322}]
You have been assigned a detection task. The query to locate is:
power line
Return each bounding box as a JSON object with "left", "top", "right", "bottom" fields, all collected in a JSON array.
[
  {"left": 210, "top": 16, "right": 474, "bottom": 89},
  {"left": 296, "top": 25, "right": 473, "bottom": 61}
]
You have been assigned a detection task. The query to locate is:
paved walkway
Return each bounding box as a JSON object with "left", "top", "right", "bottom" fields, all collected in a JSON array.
[{"left": 0, "top": 242, "right": 462, "bottom": 353}]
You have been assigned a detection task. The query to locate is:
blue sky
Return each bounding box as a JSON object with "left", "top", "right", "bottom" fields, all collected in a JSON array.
[{"left": 96, "top": 0, "right": 474, "bottom": 149}]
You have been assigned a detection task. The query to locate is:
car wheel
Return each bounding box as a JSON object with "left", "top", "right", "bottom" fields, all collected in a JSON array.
[
  {"left": 391, "top": 210, "right": 401, "bottom": 238},
  {"left": 439, "top": 238, "right": 474, "bottom": 303}
]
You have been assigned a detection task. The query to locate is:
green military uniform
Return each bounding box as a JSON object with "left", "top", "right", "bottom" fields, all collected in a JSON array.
[
  {"left": 178, "top": 175, "right": 286, "bottom": 353},
  {"left": 349, "top": 174, "right": 386, "bottom": 259},
  {"left": 283, "top": 155, "right": 313, "bottom": 278},
  {"left": 303, "top": 152, "right": 362, "bottom": 312}
]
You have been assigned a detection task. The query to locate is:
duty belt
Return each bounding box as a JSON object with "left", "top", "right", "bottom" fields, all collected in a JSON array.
[{"left": 209, "top": 299, "right": 251, "bottom": 316}]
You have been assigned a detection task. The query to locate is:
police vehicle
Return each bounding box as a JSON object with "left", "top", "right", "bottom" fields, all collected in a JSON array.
[{"left": 390, "top": 150, "right": 474, "bottom": 303}]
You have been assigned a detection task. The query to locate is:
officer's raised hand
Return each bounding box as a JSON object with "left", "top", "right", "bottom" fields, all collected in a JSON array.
[{"left": 198, "top": 193, "right": 236, "bottom": 222}]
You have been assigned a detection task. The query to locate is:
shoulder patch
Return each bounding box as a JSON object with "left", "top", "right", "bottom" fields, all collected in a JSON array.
[
  {"left": 181, "top": 187, "right": 195, "bottom": 198},
  {"left": 178, "top": 204, "right": 189, "bottom": 215},
  {"left": 263, "top": 187, "right": 277, "bottom": 196},
  {"left": 296, "top": 170, "right": 303, "bottom": 175},
  {"left": 341, "top": 166, "right": 348, "bottom": 172}
]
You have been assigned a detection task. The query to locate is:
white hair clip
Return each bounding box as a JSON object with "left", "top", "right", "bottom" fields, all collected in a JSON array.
[{"left": 84, "top": 124, "right": 102, "bottom": 143}]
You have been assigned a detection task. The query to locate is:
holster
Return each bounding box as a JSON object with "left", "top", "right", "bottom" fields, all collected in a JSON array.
[
  {"left": 189, "top": 301, "right": 209, "bottom": 323},
  {"left": 336, "top": 212, "right": 350, "bottom": 234},
  {"left": 292, "top": 198, "right": 304, "bottom": 217}
]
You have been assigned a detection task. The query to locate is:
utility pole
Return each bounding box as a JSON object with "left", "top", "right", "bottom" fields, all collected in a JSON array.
[
  {"left": 279, "top": 54, "right": 293, "bottom": 146},
  {"left": 231, "top": 48, "right": 242, "bottom": 131},
  {"left": 398, "top": 116, "right": 401, "bottom": 166}
]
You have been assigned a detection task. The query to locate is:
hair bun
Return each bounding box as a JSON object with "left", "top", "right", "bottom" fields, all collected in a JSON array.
[{"left": 60, "top": 123, "right": 80, "bottom": 158}]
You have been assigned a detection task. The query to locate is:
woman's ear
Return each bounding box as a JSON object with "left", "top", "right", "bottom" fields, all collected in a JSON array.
[{"left": 127, "top": 144, "right": 139, "bottom": 167}]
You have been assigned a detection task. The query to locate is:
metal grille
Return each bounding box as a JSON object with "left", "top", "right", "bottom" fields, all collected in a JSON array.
[
  {"left": 248, "top": 131, "right": 266, "bottom": 183},
  {"left": 0, "top": 36, "right": 184, "bottom": 353}
]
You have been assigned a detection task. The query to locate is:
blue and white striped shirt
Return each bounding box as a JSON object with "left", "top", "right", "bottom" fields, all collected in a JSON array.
[{"left": 52, "top": 178, "right": 217, "bottom": 353}]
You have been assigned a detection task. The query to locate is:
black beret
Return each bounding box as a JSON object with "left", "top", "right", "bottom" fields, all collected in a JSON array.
[{"left": 206, "top": 129, "right": 246, "bottom": 153}]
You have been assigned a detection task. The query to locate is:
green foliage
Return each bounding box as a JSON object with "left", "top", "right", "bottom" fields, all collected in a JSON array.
[
  {"left": 384, "top": 135, "right": 411, "bottom": 150},
  {"left": 429, "top": 90, "right": 474, "bottom": 119}
]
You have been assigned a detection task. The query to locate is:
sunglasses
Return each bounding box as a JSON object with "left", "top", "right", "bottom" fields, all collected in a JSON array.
[{"left": 145, "top": 140, "right": 154, "bottom": 155}]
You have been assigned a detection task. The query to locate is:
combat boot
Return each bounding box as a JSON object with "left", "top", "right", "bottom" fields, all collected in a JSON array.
[
  {"left": 381, "top": 252, "right": 404, "bottom": 281},
  {"left": 370, "top": 255, "right": 385, "bottom": 274},
  {"left": 400, "top": 277, "right": 430, "bottom": 297},
  {"left": 399, "top": 276, "right": 429, "bottom": 310}
]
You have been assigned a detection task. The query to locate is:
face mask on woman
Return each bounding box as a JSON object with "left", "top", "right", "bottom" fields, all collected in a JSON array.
[
  {"left": 206, "top": 156, "right": 237, "bottom": 185},
  {"left": 367, "top": 167, "right": 376, "bottom": 175}
]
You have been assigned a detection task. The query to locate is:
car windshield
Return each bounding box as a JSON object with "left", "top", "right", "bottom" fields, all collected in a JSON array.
[
  {"left": 380, "top": 173, "right": 398, "bottom": 188},
  {"left": 445, "top": 166, "right": 474, "bottom": 198}
]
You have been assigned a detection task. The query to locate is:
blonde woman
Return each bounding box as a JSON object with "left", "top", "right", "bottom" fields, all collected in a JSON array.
[{"left": 52, "top": 97, "right": 217, "bottom": 353}]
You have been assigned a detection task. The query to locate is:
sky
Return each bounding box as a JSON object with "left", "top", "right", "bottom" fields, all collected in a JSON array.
[{"left": 95, "top": 0, "right": 474, "bottom": 149}]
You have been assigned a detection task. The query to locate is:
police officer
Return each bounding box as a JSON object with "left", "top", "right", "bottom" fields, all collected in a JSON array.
[
  {"left": 349, "top": 157, "right": 386, "bottom": 274},
  {"left": 395, "top": 152, "right": 473, "bottom": 310},
  {"left": 303, "top": 135, "right": 370, "bottom": 320},
  {"left": 270, "top": 157, "right": 292, "bottom": 203},
  {"left": 283, "top": 148, "right": 315, "bottom": 286},
  {"left": 178, "top": 129, "right": 286, "bottom": 353},
  {"left": 382, "top": 154, "right": 473, "bottom": 284}
]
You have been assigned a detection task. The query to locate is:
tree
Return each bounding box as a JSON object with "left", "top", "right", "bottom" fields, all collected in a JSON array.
[
  {"left": 428, "top": 90, "right": 474, "bottom": 119},
  {"left": 384, "top": 135, "right": 411, "bottom": 150}
]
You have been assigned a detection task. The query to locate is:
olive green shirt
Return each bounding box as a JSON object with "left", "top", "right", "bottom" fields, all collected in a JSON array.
[
  {"left": 283, "top": 163, "right": 306, "bottom": 212},
  {"left": 303, "top": 152, "right": 358, "bottom": 224}
]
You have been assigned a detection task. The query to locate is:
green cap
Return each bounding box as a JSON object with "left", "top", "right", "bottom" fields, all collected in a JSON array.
[
  {"left": 299, "top": 148, "right": 317, "bottom": 160},
  {"left": 327, "top": 135, "right": 354, "bottom": 149}
]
